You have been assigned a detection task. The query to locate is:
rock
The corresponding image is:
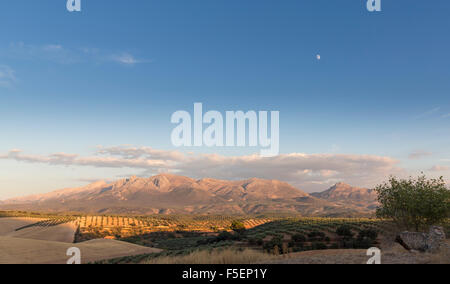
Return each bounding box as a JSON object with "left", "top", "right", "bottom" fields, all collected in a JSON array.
[
  {"left": 427, "top": 226, "right": 446, "bottom": 252},
  {"left": 396, "top": 232, "right": 428, "bottom": 251},
  {"left": 396, "top": 226, "right": 446, "bottom": 253}
]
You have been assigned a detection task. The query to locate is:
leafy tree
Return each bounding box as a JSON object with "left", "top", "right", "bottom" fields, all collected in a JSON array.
[
  {"left": 311, "top": 242, "right": 327, "bottom": 250},
  {"left": 263, "top": 236, "right": 283, "bottom": 253},
  {"left": 375, "top": 175, "right": 450, "bottom": 231},
  {"left": 230, "top": 220, "right": 246, "bottom": 233},
  {"left": 216, "top": 231, "right": 235, "bottom": 241},
  {"left": 354, "top": 229, "right": 378, "bottom": 249},
  {"left": 291, "top": 234, "right": 306, "bottom": 243},
  {"left": 336, "top": 225, "right": 354, "bottom": 239},
  {"left": 112, "top": 226, "right": 123, "bottom": 239},
  {"left": 307, "top": 231, "right": 326, "bottom": 241},
  {"left": 358, "top": 229, "right": 378, "bottom": 241}
]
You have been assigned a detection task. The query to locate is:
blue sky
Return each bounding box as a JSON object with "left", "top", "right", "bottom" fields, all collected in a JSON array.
[{"left": 1, "top": 0, "right": 449, "bottom": 198}]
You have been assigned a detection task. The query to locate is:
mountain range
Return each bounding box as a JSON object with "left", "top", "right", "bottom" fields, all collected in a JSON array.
[{"left": 0, "top": 174, "right": 379, "bottom": 216}]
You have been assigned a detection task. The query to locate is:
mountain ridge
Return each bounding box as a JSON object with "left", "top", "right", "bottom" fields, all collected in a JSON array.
[{"left": 0, "top": 174, "right": 377, "bottom": 216}]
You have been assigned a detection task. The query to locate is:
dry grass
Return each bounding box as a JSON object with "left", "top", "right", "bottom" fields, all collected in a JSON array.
[
  {"left": 260, "top": 249, "right": 369, "bottom": 264},
  {"left": 144, "top": 248, "right": 275, "bottom": 264},
  {"left": 381, "top": 241, "right": 450, "bottom": 264},
  {"left": 425, "top": 248, "right": 450, "bottom": 264},
  {"left": 262, "top": 241, "right": 450, "bottom": 264}
]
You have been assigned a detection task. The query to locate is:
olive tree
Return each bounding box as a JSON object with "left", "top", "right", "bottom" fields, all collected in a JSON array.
[
  {"left": 375, "top": 175, "right": 450, "bottom": 231},
  {"left": 230, "top": 220, "right": 246, "bottom": 233}
]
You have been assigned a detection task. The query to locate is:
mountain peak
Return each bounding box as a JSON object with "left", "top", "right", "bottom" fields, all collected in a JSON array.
[
  {"left": 311, "top": 183, "right": 378, "bottom": 210},
  {"left": 333, "top": 182, "right": 351, "bottom": 188}
]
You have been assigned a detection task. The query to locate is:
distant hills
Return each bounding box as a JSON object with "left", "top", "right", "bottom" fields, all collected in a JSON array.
[{"left": 0, "top": 174, "right": 378, "bottom": 216}]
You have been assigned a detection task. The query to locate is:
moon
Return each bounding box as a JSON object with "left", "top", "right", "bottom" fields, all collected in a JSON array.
[{"left": 316, "top": 54, "right": 321, "bottom": 60}]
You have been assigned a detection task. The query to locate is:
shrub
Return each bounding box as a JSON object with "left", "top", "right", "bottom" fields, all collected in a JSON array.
[
  {"left": 336, "top": 225, "right": 354, "bottom": 239},
  {"left": 358, "top": 229, "right": 378, "bottom": 241},
  {"left": 307, "top": 231, "right": 326, "bottom": 241},
  {"left": 263, "top": 237, "right": 283, "bottom": 253},
  {"left": 354, "top": 229, "right": 378, "bottom": 249},
  {"left": 329, "top": 243, "right": 339, "bottom": 249},
  {"left": 354, "top": 238, "right": 374, "bottom": 249},
  {"left": 288, "top": 240, "right": 304, "bottom": 248},
  {"left": 311, "top": 242, "right": 327, "bottom": 250},
  {"left": 291, "top": 246, "right": 304, "bottom": 252},
  {"left": 291, "top": 234, "right": 306, "bottom": 243},
  {"left": 217, "top": 231, "right": 240, "bottom": 241},
  {"left": 248, "top": 237, "right": 263, "bottom": 246},
  {"left": 342, "top": 240, "right": 355, "bottom": 248}
]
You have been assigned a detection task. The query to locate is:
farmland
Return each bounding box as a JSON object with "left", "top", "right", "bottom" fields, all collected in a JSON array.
[
  {"left": 1, "top": 211, "right": 449, "bottom": 264},
  {"left": 75, "top": 215, "right": 272, "bottom": 241},
  {"left": 0, "top": 212, "right": 162, "bottom": 264}
]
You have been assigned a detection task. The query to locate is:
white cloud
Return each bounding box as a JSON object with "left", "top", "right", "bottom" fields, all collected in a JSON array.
[
  {"left": 429, "top": 165, "right": 449, "bottom": 172},
  {"left": 408, "top": 150, "right": 432, "bottom": 160},
  {"left": 0, "top": 145, "right": 404, "bottom": 192},
  {"left": 415, "top": 107, "right": 441, "bottom": 119},
  {"left": 0, "top": 65, "right": 16, "bottom": 88},
  {"left": 97, "top": 145, "right": 185, "bottom": 161},
  {"left": 6, "top": 42, "right": 148, "bottom": 66},
  {"left": 7, "top": 42, "right": 76, "bottom": 64},
  {"left": 43, "top": 44, "right": 63, "bottom": 51},
  {"left": 111, "top": 53, "right": 140, "bottom": 65}
]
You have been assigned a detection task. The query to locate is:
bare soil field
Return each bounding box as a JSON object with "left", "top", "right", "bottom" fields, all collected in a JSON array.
[
  {"left": 0, "top": 236, "right": 162, "bottom": 264},
  {"left": 7, "top": 223, "right": 78, "bottom": 243},
  {"left": 0, "top": 217, "right": 162, "bottom": 264},
  {"left": 0, "top": 217, "right": 77, "bottom": 243},
  {"left": 0, "top": 217, "right": 45, "bottom": 235}
]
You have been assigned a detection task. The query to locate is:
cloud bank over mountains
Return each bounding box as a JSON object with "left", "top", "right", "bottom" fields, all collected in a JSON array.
[{"left": 0, "top": 145, "right": 403, "bottom": 192}]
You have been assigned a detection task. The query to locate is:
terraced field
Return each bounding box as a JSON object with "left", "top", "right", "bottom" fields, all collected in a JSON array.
[
  {"left": 245, "top": 217, "right": 393, "bottom": 239},
  {"left": 75, "top": 215, "right": 272, "bottom": 240}
]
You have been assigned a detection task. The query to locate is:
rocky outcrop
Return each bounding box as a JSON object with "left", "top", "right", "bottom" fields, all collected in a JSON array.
[{"left": 396, "top": 226, "right": 446, "bottom": 253}]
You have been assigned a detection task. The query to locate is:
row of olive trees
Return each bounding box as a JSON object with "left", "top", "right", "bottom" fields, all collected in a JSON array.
[{"left": 375, "top": 175, "right": 450, "bottom": 231}]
